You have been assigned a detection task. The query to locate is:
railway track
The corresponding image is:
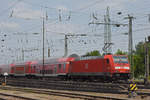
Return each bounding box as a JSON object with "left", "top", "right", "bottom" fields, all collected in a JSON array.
[
  {"left": 6, "top": 78, "right": 126, "bottom": 94},
  {"left": 0, "top": 92, "right": 37, "bottom": 100},
  {"left": 0, "top": 86, "right": 128, "bottom": 100},
  {"left": 2, "top": 78, "right": 150, "bottom": 98},
  {"left": 6, "top": 78, "right": 150, "bottom": 89}
]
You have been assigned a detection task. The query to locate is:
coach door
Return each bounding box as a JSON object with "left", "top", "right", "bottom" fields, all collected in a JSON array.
[
  {"left": 102, "top": 59, "right": 110, "bottom": 73},
  {"left": 63, "top": 63, "right": 66, "bottom": 73},
  {"left": 54, "top": 65, "right": 57, "bottom": 74},
  {"left": 58, "top": 64, "right": 61, "bottom": 73},
  {"left": 106, "top": 59, "right": 110, "bottom": 72}
]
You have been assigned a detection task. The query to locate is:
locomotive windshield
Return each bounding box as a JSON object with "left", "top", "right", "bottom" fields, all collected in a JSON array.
[{"left": 113, "top": 56, "right": 128, "bottom": 63}]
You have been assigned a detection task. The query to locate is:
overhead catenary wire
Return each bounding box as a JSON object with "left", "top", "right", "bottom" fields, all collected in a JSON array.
[
  {"left": 0, "top": 0, "right": 23, "bottom": 16},
  {"left": 9, "top": 0, "right": 150, "bottom": 26},
  {"left": 18, "top": 18, "right": 59, "bottom": 33},
  {"left": 74, "top": 0, "right": 104, "bottom": 11},
  {"left": 133, "top": 27, "right": 150, "bottom": 32},
  {"left": 2, "top": 0, "right": 150, "bottom": 22},
  {"left": 1, "top": 0, "right": 150, "bottom": 63}
]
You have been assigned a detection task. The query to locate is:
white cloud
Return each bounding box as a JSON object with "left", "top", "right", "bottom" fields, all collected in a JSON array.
[
  {"left": 12, "top": 2, "right": 43, "bottom": 20},
  {"left": 0, "top": 22, "right": 19, "bottom": 29},
  {"left": 56, "top": 6, "right": 68, "bottom": 11},
  {"left": 46, "top": 23, "right": 78, "bottom": 34},
  {"left": 93, "top": 0, "right": 124, "bottom": 10},
  {"left": 14, "top": 10, "right": 42, "bottom": 19},
  {"left": 75, "top": 0, "right": 130, "bottom": 12}
]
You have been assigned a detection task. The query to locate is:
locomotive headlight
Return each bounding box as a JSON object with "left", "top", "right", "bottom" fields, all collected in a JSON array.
[
  {"left": 124, "top": 67, "right": 129, "bottom": 69},
  {"left": 115, "top": 66, "right": 120, "bottom": 69}
]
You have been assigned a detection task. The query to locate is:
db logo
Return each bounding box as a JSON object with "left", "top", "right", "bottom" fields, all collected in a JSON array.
[{"left": 85, "top": 63, "right": 88, "bottom": 69}]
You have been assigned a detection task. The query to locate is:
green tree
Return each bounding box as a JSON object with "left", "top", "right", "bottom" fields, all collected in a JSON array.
[
  {"left": 133, "top": 54, "right": 145, "bottom": 78},
  {"left": 133, "top": 41, "right": 147, "bottom": 78},
  {"left": 83, "top": 50, "right": 101, "bottom": 57},
  {"left": 115, "top": 49, "right": 127, "bottom": 55}
]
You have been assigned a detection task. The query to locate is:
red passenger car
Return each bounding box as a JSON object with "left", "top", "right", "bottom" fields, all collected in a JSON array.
[
  {"left": 10, "top": 61, "right": 32, "bottom": 76},
  {"left": 27, "top": 57, "right": 75, "bottom": 77}
]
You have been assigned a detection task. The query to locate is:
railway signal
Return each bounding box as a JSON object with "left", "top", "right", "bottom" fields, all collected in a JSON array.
[
  {"left": 129, "top": 83, "right": 138, "bottom": 91},
  {"left": 3, "top": 72, "right": 8, "bottom": 86},
  {"left": 128, "top": 82, "right": 138, "bottom": 98}
]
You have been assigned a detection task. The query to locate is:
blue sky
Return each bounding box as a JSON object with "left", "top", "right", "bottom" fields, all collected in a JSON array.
[{"left": 0, "top": 0, "right": 150, "bottom": 64}]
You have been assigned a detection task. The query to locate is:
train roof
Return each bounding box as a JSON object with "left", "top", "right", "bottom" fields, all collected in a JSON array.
[
  {"left": 104, "top": 54, "right": 128, "bottom": 57},
  {"left": 30, "top": 57, "right": 75, "bottom": 65},
  {"left": 0, "top": 64, "right": 9, "bottom": 68},
  {"left": 10, "top": 61, "right": 32, "bottom": 66},
  {"left": 78, "top": 56, "right": 104, "bottom": 61}
]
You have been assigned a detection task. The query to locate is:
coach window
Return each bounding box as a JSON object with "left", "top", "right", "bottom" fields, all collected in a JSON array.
[
  {"left": 54, "top": 65, "right": 57, "bottom": 73},
  {"left": 59, "top": 64, "right": 61, "bottom": 69},
  {"left": 11, "top": 67, "right": 14, "bottom": 71},
  {"left": 63, "top": 63, "right": 66, "bottom": 72},
  {"left": 106, "top": 59, "right": 109, "bottom": 64},
  {"left": 33, "top": 66, "right": 36, "bottom": 69}
]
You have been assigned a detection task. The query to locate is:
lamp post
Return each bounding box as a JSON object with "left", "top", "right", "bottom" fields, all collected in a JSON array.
[
  {"left": 144, "top": 36, "right": 150, "bottom": 84},
  {"left": 4, "top": 72, "right": 8, "bottom": 85}
]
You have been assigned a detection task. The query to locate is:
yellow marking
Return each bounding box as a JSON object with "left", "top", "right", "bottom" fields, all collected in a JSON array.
[
  {"left": 131, "top": 84, "right": 136, "bottom": 90},
  {"left": 130, "top": 84, "right": 133, "bottom": 87},
  {"left": 135, "top": 87, "right": 138, "bottom": 90}
]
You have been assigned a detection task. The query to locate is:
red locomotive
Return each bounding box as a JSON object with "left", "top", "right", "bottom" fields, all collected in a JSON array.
[
  {"left": 68, "top": 55, "right": 130, "bottom": 81},
  {"left": 0, "top": 54, "right": 130, "bottom": 81}
]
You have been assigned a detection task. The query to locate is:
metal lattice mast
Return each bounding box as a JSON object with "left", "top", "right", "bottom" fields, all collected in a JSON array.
[
  {"left": 104, "top": 7, "right": 111, "bottom": 54},
  {"left": 104, "top": 15, "right": 107, "bottom": 53},
  {"left": 107, "top": 7, "right": 111, "bottom": 53},
  {"left": 89, "top": 7, "right": 127, "bottom": 54},
  {"left": 124, "top": 15, "right": 135, "bottom": 79}
]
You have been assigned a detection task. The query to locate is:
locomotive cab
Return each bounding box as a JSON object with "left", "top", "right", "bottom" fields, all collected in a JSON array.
[{"left": 104, "top": 54, "right": 130, "bottom": 80}]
